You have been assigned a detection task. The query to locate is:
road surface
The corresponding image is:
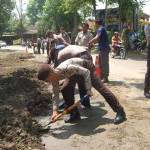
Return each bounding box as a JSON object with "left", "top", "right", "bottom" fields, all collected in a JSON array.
[
  {"left": 40, "top": 54, "right": 150, "bottom": 150},
  {"left": 2, "top": 46, "right": 150, "bottom": 150}
]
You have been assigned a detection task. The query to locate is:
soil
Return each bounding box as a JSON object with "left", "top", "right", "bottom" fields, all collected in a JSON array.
[{"left": 0, "top": 51, "right": 52, "bottom": 150}]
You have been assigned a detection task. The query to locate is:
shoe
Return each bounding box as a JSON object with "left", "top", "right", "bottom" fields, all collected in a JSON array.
[
  {"left": 144, "top": 91, "right": 150, "bottom": 98},
  {"left": 102, "top": 77, "right": 109, "bottom": 83},
  {"left": 81, "top": 95, "right": 91, "bottom": 108},
  {"left": 64, "top": 108, "right": 81, "bottom": 123},
  {"left": 59, "top": 101, "right": 65, "bottom": 110},
  {"left": 114, "top": 110, "right": 126, "bottom": 124}
]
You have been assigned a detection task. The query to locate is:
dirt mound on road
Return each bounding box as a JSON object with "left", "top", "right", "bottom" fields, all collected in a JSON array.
[{"left": 0, "top": 52, "right": 52, "bottom": 150}]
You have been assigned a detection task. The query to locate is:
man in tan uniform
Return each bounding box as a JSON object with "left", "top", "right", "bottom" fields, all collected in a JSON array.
[
  {"left": 38, "top": 49, "right": 126, "bottom": 124},
  {"left": 75, "top": 23, "right": 93, "bottom": 52}
]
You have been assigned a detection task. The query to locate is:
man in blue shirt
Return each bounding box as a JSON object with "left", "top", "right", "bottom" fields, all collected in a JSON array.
[{"left": 89, "top": 19, "right": 110, "bottom": 83}]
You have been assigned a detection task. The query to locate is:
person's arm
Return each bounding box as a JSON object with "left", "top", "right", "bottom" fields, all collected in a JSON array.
[
  {"left": 51, "top": 81, "right": 60, "bottom": 122},
  {"left": 65, "top": 33, "right": 71, "bottom": 44},
  {"left": 75, "top": 33, "right": 79, "bottom": 45},
  {"left": 88, "top": 34, "right": 99, "bottom": 45},
  {"left": 57, "top": 35, "right": 70, "bottom": 46},
  {"left": 87, "top": 33, "right": 94, "bottom": 49}
]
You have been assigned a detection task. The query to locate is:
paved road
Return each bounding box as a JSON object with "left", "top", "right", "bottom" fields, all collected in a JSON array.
[
  {"left": 2, "top": 45, "right": 150, "bottom": 150},
  {"left": 40, "top": 54, "right": 150, "bottom": 150}
]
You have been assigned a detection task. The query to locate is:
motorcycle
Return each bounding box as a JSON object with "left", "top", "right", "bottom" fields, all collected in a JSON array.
[
  {"left": 132, "top": 39, "right": 142, "bottom": 52},
  {"left": 111, "top": 42, "right": 127, "bottom": 59}
]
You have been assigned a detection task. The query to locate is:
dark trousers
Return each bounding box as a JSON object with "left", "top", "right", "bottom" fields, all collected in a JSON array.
[
  {"left": 99, "top": 50, "right": 109, "bottom": 78},
  {"left": 61, "top": 57, "right": 123, "bottom": 113},
  {"left": 61, "top": 75, "right": 87, "bottom": 107},
  {"left": 37, "top": 44, "right": 41, "bottom": 54},
  {"left": 144, "top": 44, "right": 150, "bottom": 92}
]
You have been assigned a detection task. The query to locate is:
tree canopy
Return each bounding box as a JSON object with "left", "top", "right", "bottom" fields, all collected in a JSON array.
[{"left": 0, "top": 0, "right": 14, "bottom": 35}]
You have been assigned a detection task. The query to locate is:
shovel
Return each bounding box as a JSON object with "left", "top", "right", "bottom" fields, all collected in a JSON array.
[
  {"left": 51, "top": 95, "right": 90, "bottom": 123},
  {"left": 41, "top": 95, "right": 90, "bottom": 130}
]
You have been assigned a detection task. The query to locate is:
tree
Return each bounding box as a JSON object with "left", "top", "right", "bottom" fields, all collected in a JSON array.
[
  {"left": 39, "top": 0, "right": 80, "bottom": 33},
  {"left": 0, "top": 0, "right": 14, "bottom": 35},
  {"left": 27, "top": 0, "right": 46, "bottom": 25}
]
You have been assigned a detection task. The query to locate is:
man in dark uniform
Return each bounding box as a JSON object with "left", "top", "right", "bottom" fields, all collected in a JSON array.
[
  {"left": 144, "top": 23, "right": 150, "bottom": 98},
  {"left": 88, "top": 20, "right": 110, "bottom": 83}
]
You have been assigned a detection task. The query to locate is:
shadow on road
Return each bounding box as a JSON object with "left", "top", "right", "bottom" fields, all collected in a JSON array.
[{"left": 45, "top": 102, "right": 113, "bottom": 139}]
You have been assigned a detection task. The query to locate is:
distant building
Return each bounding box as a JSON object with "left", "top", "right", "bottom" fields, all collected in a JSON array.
[
  {"left": 94, "top": 8, "right": 150, "bottom": 31},
  {"left": 23, "top": 25, "right": 38, "bottom": 43},
  {"left": 0, "top": 34, "right": 18, "bottom": 45}
]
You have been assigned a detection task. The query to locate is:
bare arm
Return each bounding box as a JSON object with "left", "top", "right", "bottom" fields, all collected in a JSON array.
[
  {"left": 57, "top": 35, "right": 70, "bottom": 46},
  {"left": 88, "top": 34, "right": 99, "bottom": 45},
  {"left": 51, "top": 81, "right": 60, "bottom": 111}
]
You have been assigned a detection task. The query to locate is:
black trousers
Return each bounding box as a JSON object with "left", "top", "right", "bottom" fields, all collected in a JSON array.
[
  {"left": 99, "top": 50, "right": 110, "bottom": 78},
  {"left": 37, "top": 44, "right": 41, "bottom": 54},
  {"left": 61, "top": 53, "right": 123, "bottom": 113},
  {"left": 144, "top": 44, "right": 150, "bottom": 93},
  {"left": 61, "top": 75, "right": 87, "bottom": 107}
]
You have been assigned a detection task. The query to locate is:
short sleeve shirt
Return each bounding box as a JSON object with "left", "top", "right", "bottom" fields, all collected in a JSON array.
[
  {"left": 97, "top": 26, "right": 109, "bottom": 51},
  {"left": 75, "top": 31, "right": 93, "bottom": 47}
]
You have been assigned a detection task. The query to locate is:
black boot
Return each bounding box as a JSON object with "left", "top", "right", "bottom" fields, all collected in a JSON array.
[
  {"left": 64, "top": 108, "right": 81, "bottom": 123},
  {"left": 102, "top": 77, "right": 109, "bottom": 83},
  {"left": 144, "top": 91, "right": 150, "bottom": 98},
  {"left": 114, "top": 109, "right": 126, "bottom": 124}
]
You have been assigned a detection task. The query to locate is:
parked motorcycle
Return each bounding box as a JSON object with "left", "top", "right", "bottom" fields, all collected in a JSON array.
[{"left": 132, "top": 39, "right": 142, "bottom": 52}]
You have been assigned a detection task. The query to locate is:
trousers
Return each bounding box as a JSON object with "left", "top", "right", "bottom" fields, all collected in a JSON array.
[
  {"left": 144, "top": 44, "right": 150, "bottom": 92},
  {"left": 99, "top": 50, "right": 109, "bottom": 78},
  {"left": 61, "top": 53, "right": 123, "bottom": 113}
]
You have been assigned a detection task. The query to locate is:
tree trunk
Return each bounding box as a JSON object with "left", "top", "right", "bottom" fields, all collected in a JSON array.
[
  {"left": 92, "top": 0, "right": 96, "bottom": 19},
  {"left": 104, "top": 0, "right": 108, "bottom": 28}
]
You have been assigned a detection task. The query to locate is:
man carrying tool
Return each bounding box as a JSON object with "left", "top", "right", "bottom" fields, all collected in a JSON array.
[
  {"left": 38, "top": 58, "right": 92, "bottom": 123},
  {"left": 38, "top": 52, "right": 126, "bottom": 124}
]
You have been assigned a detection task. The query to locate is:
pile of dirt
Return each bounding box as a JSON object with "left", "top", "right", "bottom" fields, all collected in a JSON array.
[{"left": 0, "top": 52, "right": 52, "bottom": 150}]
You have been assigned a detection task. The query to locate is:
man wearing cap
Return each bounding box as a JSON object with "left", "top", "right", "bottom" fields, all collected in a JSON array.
[
  {"left": 88, "top": 20, "right": 110, "bottom": 83},
  {"left": 144, "top": 22, "right": 150, "bottom": 98}
]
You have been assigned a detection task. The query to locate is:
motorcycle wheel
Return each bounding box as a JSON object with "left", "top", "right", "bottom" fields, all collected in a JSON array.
[
  {"left": 120, "top": 48, "right": 127, "bottom": 59},
  {"left": 137, "top": 45, "right": 142, "bottom": 53}
]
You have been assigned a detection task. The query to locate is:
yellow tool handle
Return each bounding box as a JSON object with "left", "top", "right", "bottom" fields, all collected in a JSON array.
[{"left": 52, "top": 100, "right": 81, "bottom": 123}]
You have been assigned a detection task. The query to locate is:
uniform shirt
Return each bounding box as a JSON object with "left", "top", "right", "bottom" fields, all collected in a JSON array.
[
  {"left": 97, "top": 26, "right": 109, "bottom": 51},
  {"left": 75, "top": 31, "right": 93, "bottom": 47},
  {"left": 51, "top": 58, "right": 92, "bottom": 111}
]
